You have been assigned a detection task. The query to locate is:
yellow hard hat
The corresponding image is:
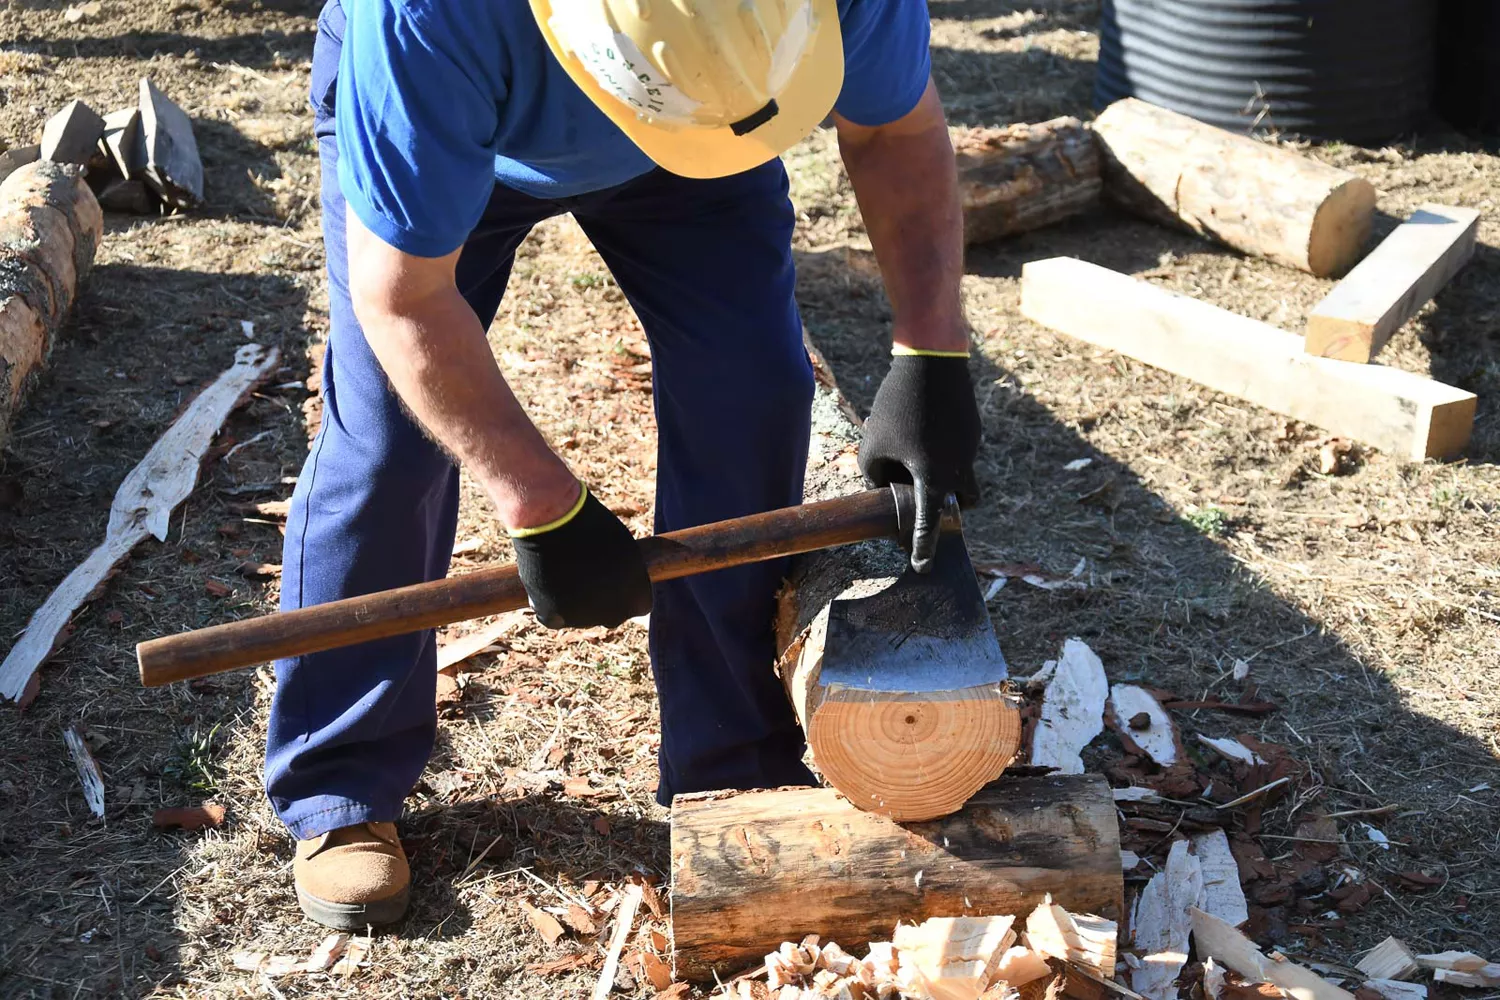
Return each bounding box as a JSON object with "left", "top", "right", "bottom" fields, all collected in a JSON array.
[{"left": 532, "top": 0, "right": 844, "bottom": 179}]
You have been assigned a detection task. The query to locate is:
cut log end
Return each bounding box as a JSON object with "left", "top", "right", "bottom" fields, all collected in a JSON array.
[
  {"left": 809, "top": 685, "right": 1023, "bottom": 822},
  {"left": 1307, "top": 177, "right": 1378, "bottom": 278}
]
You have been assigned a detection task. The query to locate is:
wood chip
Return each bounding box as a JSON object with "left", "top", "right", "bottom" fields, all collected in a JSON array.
[
  {"left": 62, "top": 725, "right": 105, "bottom": 818},
  {"left": 331, "top": 937, "right": 367, "bottom": 976},
  {"left": 561, "top": 904, "right": 598, "bottom": 936},
  {"left": 303, "top": 933, "right": 348, "bottom": 973},
  {"left": 638, "top": 950, "right": 673, "bottom": 990},
  {"left": 1130, "top": 841, "right": 1204, "bottom": 1000},
  {"left": 1030, "top": 639, "right": 1108, "bottom": 774},
  {"left": 1190, "top": 908, "right": 1354, "bottom": 1000},
  {"left": 1198, "top": 735, "right": 1266, "bottom": 767},
  {"left": 1356, "top": 939, "right": 1419, "bottom": 982},
  {"left": 594, "top": 883, "right": 643, "bottom": 1000},
  {"left": 1026, "top": 897, "right": 1117, "bottom": 979},
  {"left": 522, "top": 901, "right": 567, "bottom": 946},
  {"left": 1190, "top": 829, "right": 1249, "bottom": 928},
  {"left": 152, "top": 803, "right": 226, "bottom": 831},
  {"left": 0, "top": 345, "right": 279, "bottom": 702},
  {"left": 1361, "top": 981, "right": 1426, "bottom": 1000}
]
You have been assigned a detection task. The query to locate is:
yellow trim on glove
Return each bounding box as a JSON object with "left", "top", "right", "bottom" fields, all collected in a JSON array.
[
  {"left": 891, "top": 344, "right": 971, "bottom": 359},
  {"left": 508, "top": 484, "right": 588, "bottom": 538}
]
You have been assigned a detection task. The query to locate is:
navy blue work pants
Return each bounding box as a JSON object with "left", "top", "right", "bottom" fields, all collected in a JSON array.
[{"left": 265, "top": 17, "right": 817, "bottom": 840}]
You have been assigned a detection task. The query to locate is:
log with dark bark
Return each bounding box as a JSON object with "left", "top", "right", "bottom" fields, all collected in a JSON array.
[
  {"left": 1093, "top": 98, "right": 1376, "bottom": 277},
  {"left": 0, "top": 160, "right": 103, "bottom": 449},
  {"left": 955, "top": 117, "right": 1102, "bottom": 245},
  {"left": 774, "top": 339, "right": 1021, "bottom": 822},
  {"left": 669, "top": 774, "right": 1123, "bottom": 982}
]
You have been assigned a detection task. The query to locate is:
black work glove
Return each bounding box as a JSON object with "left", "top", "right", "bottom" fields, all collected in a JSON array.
[
  {"left": 511, "top": 487, "right": 652, "bottom": 629},
  {"left": 858, "top": 352, "right": 981, "bottom": 573}
]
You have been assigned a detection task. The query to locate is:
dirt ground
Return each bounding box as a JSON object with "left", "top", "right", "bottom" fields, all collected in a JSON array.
[{"left": 1, "top": 0, "right": 1497, "bottom": 997}]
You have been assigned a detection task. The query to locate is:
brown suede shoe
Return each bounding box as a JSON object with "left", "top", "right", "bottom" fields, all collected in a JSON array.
[{"left": 294, "top": 821, "right": 410, "bottom": 929}]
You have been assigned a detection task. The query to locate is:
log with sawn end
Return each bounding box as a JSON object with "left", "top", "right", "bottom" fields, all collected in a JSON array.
[
  {"left": 774, "top": 335, "right": 1021, "bottom": 822},
  {"left": 669, "top": 775, "right": 1123, "bottom": 983},
  {"left": 956, "top": 117, "right": 1101, "bottom": 245},
  {"left": 1093, "top": 98, "right": 1376, "bottom": 277}
]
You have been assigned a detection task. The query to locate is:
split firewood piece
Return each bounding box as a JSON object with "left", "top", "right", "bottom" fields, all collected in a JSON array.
[
  {"left": 1305, "top": 205, "right": 1481, "bottom": 363},
  {"left": 1433, "top": 968, "right": 1500, "bottom": 989},
  {"left": 62, "top": 724, "right": 105, "bottom": 818},
  {"left": 1189, "top": 830, "right": 1248, "bottom": 928},
  {"left": 0, "top": 159, "right": 103, "bottom": 451},
  {"left": 99, "top": 107, "right": 146, "bottom": 180},
  {"left": 593, "top": 883, "right": 643, "bottom": 1000},
  {"left": 955, "top": 117, "right": 1101, "bottom": 245},
  {"left": 1024, "top": 897, "right": 1118, "bottom": 979},
  {"left": 1197, "top": 736, "right": 1265, "bottom": 768},
  {"left": 139, "top": 78, "right": 203, "bottom": 209},
  {"left": 1129, "top": 841, "right": 1203, "bottom": 1000},
  {"left": 1020, "top": 256, "right": 1476, "bottom": 462},
  {"left": 1108, "top": 685, "right": 1176, "bottom": 766},
  {"left": 1092, "top": 98, "right": 1375, "bottom": 277},
  {"left": 1415, "top": 953, "right": 1490, "bottom": 973},
  {"left": 776, "top": 333, "right": 1020, "bottom": 821},
  {"left": 1190, "top": 908, "right": 1355, "bottom": 1000},
  {"left": 1355, "top": 938, "right": 1419, "bottom": 982},
  {"left": 1362, "top": 981, "right": 1426, "bottom": 1000},
  {"left": 0, "top": 344, "right": 279, "bottom": 702},
  {"left": 894, "top": 915, "right": 1018, "bottom": 1000},
  {"left": 40, "top": 100, "right": 106, "bottom": 165},
  {"left": 1030, "top": 639, "right": 1108, "bottom": 774}
]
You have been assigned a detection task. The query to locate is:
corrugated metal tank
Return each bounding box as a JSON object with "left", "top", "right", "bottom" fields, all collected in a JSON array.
[
  {"left": 1095, "top": 0, "right": 1436, "bottom": 143},
  {"left": 1434, "top": 0, "right": 1500, "bottom": 131}
]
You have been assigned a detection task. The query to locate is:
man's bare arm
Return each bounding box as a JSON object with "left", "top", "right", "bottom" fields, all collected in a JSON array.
[
  {"left": 345, "top": 207, "right": 580, "bottom": 530},
  {"left": 834, "top": 79, "right": 967, "bottom": 354}
]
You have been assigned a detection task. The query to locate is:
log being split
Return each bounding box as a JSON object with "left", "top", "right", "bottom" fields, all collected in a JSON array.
[
  {"left": 0, "top": 160, "right": 102, "bottom": 449},
  {"left": 956, "top": 117, "right": 1101, "bottom": 245},
  {"left": 1093, "top": 98, "right": 1376, "bottom": 277},
  {"left": 775, "top": 339, "right": 1022, "bottom": 822},
  {"left": 670, "top": 775, "right": 1122, "bottom": 983}
]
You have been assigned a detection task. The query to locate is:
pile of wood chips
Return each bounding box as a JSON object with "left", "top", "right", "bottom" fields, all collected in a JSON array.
[{"left": 753, "top": 898, "right": 1115, "bottom": 1000}]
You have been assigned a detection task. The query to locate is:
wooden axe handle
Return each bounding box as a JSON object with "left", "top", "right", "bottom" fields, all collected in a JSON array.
[{"left": 138, "top": 487, "right": 947, "bottom": 687}]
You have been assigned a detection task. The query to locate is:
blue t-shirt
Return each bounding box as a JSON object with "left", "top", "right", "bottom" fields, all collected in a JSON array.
[{"left": 332, "top": 0, "right": 932, "bottom": 258}]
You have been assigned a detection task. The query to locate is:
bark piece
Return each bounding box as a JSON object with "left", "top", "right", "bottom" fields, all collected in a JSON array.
[
  {"left": 1030, "top": 639, "right": 1108, "bottom": 774},
  {"left": 62, "top": 724, "right": 105, "bottom": 818},
  {"left": 775, "top": 334, "right": 1020, "bottom": 821},
  {"left": 1024, "top": 897, "right": 1118, "bottom": 979},
  {"left": 1189, "top": 908, "right": 1355, "bottom": 1000},
  {"left": 1355, "top": 939, "right": 1419, "bottom": 982},
  {"left": 99, "top": 107, "right": 146, "bottom": 180},
  {"left": 139, "top": 78, "right": 203, "bottom": 209},
  {"left": 670, "top": 776, "right": 1122, "bottom": 983},
  {"left": 1093, "top": 98, "right": 1376, "bottom": 277},
  {"left": 0, "top": 159, "right": 103, "bottom": 448},
  {"left": 1108, "top": 685, "right": 1176, "bottom": 766},
  {"left": 436, "top": 612, "right": 525, "bottom": 672},
  {"left": 152, "top": 803, "right": 226, "bottom": 830},
  {"left": 1305, "top": 205, "right": 1480, "bottom": 362},
  {"left": 1129, "top": 842, "right": 1203, "bottom": 1000},
  {"left": 0, "top": 344, "right": 279, "bottom": 701},
  {"left": 40, "top": 100, "right": 106, "bottom": 165},
  {"left": 1020, "top": 257, "right": 1476, "bottom": 461},
  {"left": 955, "top": 117, "right": 1101, "bottom": 245}
]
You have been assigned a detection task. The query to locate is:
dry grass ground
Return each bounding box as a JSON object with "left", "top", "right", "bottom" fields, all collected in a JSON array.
[{"left": 0, "top": 0, "right": 1496, "bottom": 997}]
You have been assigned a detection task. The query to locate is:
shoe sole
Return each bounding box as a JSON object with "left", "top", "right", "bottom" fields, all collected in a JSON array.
[{"left": 297, "top": 884, "right": 410, "bottom": 930}]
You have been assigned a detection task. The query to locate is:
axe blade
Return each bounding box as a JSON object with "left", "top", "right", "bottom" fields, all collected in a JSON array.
[{"left": 818, "top": 532, "right": 1009, "bottom": 694}]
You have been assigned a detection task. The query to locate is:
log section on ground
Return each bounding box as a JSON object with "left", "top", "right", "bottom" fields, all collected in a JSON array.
[
  {"left": 1020, "top": 257, "right": 1476, "bottom": 461},
  {"left": 955, "top": 117, "right": 1101, "bottom": 245},
  {"left": 1092, "top": 98, "right": 1376, "bottom": 277},
  {"left": 669, "top": 774, "right": 1122, "bottom": 983},
  {"left": 1304, "top": 204, "right": 1481, "bottom": 362},
  {"left": 775, "top": 337, "right": 1021, "bottom": 822},
  {"left": 0, "top": 160, "right": 102, "bottom": 449}
]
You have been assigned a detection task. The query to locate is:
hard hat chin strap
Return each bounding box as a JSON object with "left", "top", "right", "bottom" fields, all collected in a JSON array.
[{"left": 729, "top": 99, "right": 780, "bottom": 136}]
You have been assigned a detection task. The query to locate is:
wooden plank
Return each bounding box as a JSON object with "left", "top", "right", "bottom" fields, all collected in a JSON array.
[
  {"left": 1093, "top": 98, "right": 1375, "bottom": 277},
  {"left": 1189, "top": 908, "right": 1356, "bottom": 1000},
  {"left": 1305, "top": 205, "right": 1481, "bottom": 362},
  {"left": 0, "top": 344, "right": 279, "bottom": 702},
  {"left": 670, "top": 775, "right": 1122, "bottom": 983},
  {"left": 1020, "top": 257, "right": 1476, "bottom": 461},
  {"left": 1030, "top": 639, "right": 1108, "bottom": 774}
]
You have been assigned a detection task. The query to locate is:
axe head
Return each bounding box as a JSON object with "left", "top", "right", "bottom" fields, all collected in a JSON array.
[{"left": 818, "top": 530, "right": 1009, "bottom": 694}]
